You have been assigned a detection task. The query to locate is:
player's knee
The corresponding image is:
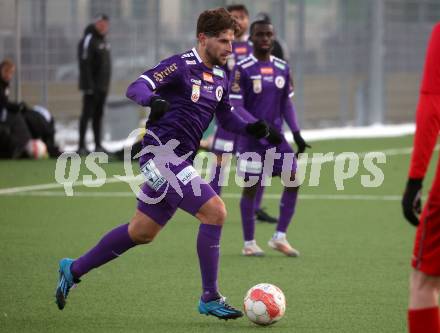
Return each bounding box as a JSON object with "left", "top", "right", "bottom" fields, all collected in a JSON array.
[
  {"left": 410, "top": 269, "right": 440, "bottom": 294},
  {"left": 206, "top": 197, "right": 227, "bottom": 226},
  {"left": 128, "top": 213, "right": 161, "bottom": 244}
]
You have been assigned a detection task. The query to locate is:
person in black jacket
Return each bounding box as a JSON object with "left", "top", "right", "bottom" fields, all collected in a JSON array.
[
  {"left": 0, "top": 59, "right": 32, "bottom": 158},
  {"left": 0, "top": 59, "right": 61, "bottom": 158},
  {"left": 77, "top": 14, "right": 111, "bottom": 154}
]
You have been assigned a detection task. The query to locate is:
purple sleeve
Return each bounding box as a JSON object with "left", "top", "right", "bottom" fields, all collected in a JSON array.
[
  {"left": 126, "top": 80, "right": 157, "bottom": 106},
  {"left": 126, "top": 55, "right": 182, "bottom": 106},
  {"left": 215, "top": 89, "right": 248, "bottom": 135},
  {"left": 282, "top": 69, "right": 300, "bottom": 132},
  {"left": 227, "top": 65, "right": 258, "bottom": 123}
]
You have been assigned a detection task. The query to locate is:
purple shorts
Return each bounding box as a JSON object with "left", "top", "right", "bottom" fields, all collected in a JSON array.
[
  {"left": 235, "top": 136, "right": 297, "bottom": 181},
  {"left": 212, "top": 123, "right": 237, "bottom": 154},
  {"left": 137, "top": 154, "right": 217, "bottom": 226}
]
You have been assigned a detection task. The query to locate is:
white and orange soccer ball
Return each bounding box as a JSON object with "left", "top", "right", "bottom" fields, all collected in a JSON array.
[
  {"left": 243, "top": 283, "right": 286, "bottom": 326},
  {"left": 26, "top": 139, "right": 48, "bottom": 159}
]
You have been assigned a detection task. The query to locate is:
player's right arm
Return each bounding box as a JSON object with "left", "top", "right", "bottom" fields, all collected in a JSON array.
[
  {"left": 78, "top": 33, "right": 95, "bottom": 93},
  {"left": 228, "top": 65, "right": 283, "bottom": 144},
  {"left": 126, "top": 55, "right": 183, "bottom": 106},
  {"left": 126, "top": 55, "right": 183, "bottom": 121}
]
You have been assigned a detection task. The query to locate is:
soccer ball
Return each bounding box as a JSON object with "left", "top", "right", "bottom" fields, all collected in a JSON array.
[
  {"left": 26, "top": 139, "right": 48, "bottom": 159},
  {"left": 243, "top": 283, "right": 286, "bottom": 326}
]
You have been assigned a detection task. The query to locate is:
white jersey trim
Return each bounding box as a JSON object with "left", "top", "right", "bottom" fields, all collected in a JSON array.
[
  {"left": 191, "top": 47, "right": 203, "bottom": 63},
  {"left": 229, "top": 94, "right": 243, "bottom": 99},
  {"left": 140, "top": 75, "right": 156, "bottom": 90}
]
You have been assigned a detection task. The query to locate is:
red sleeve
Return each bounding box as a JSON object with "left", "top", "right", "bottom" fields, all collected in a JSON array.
[
  {"left": 420, "top": 22, "right": 440, "bottom": 94},
  {"left": 409, "top": 97, "right": 440, "bottom": 179}
]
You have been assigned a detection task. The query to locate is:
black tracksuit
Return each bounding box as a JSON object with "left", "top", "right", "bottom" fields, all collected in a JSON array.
[
  {"left": 0, "top": 75, "right": 31, "bottom": 158},
  {"left": 77, "top": 24, "right": 111, "bottom": 149}
]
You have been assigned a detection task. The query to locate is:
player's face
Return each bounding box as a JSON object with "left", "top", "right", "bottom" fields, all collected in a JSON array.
[
  {"left": 1, "top": 66, "right": 15, "bottom": 83},
  {"left": 204, "top": 29, "right": 234, "bottom": 66},
  {"left": 251, "top": 23, "right": 274, "bottom": 54},
  {"left": 95, "top": 20, "right": 109, "bottom": 35},
  {"left": 230, "top": 10, "right": 249, "bottom": 38}
]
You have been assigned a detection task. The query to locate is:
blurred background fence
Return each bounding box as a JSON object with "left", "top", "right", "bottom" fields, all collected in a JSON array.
[{"left": 0, "top": 0, "right": 439, "bottom": 130}]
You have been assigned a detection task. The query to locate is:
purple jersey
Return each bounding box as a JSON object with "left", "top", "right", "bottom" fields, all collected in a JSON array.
[
  {"left": 126, "top": 48, "right": 249, "bottom": 162},
  {"left": 225, "top": 40, "right": 253, "bottom": 78},
  {"left": 229, "top": 55, "right": 298, "bottom": 135}
]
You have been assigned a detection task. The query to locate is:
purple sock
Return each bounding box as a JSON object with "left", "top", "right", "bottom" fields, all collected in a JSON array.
[
  {"left": 240, "top": 196, "right": 256, "bottom": 241},
  {"left": 277, "top": 189, "right": 298, "bottom": 233},
  {"left": 254, "top": 183, "right": 265, "bottom": 212},
  {"left": 197, "top": 224, "right": 222, "bottom": 302},
  {"left": 71, "top": 223, "right": 136, "bottom": 278},
  {"left": 209, "top": 164, "right": 222, "bottom": 195}
]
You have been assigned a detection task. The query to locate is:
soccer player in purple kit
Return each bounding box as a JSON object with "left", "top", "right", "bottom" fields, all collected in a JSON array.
[
  {"left": 210, "top": 4, "right": 277, "bottom": 224},
  {"left": 54, "top": 8, "right": 272, "bottom": 320},
  {"left": 232, "top": 20, "right": 310, "bottom": 257}
]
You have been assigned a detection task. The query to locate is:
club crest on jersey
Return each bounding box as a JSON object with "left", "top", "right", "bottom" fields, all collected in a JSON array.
[
  {"left": 203, "top": 72, "right": 214, "bottom": 83},
  {"left": 231, "top": 70, "right": 241, "bottom": 93},
  {"left": 260, "top": 67, "right": 274, "bottom": 75},
  {"left": 253, "top": 79, "right": 262, "bottom": 94},
  {"left": 275, "top": 75, "right": 286, "bottom": 89},
  {"left": 191, "top": 84, "right": 200, "bottom": 103},
  {"left": 215, "top": 86, "right": 223, "bottom": 101}
]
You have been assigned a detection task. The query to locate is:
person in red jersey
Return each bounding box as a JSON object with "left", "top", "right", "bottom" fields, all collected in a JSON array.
[{"left": 402, "top": 21, "right": 440, "bottom": 333}]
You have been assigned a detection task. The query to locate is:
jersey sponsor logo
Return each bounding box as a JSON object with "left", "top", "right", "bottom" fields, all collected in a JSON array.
[
  {"left": 191, "top": 84, "right": 200, "bottom": 103},
  {"left": 140, "top": 159, "right": 166, "bottom": 191},
  {"left": 231, "top": 70, "right": 241, "bottom": 93},
  {"left": 191, "top": 78, "right": 202, "bottom": 85},
  {"left": 181, "top": 52, "right": 194, "bottom": 58},
  {"left": 235, "top": 46, "right": 248, "bottom": 54},
  {"left": 203, "top": 72, "right": 214, "bottom": 83},
  {"left": 153, "top": 63, "right": 178, "bottom": 83},
  {"left": 260, "top": 67, "right": 274, "bottom": 75},
  {"left": 185, "top": 60, "right": 196, "bottom": 65},
  {"left": 213, "top": 67, "right": 224, "bottom": 78},
  {"left": 203, "top": 85, "right": 214, "bottom": 93},
  {"left": 215, "top": 86, "right": 223, "bottom": 101},
  {"left": 253, "top": 79, "right": 262, "bottom": 94},
  {"left": 176, "top": 165, "right": 198, "bottom": 185},
  {"left": 274, "top": 61, "right": 286, "bottom": 70},
  {"left": 263, "top": 76, "right": 274, "bottom": 83},
  {"left": 275, "top": 75, "right": 286, "bottom": 89}
]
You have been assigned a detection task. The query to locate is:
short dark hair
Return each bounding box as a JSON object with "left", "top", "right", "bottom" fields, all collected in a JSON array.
[
  {"left": 250, "top": 20, "right": 272, "bottom": 35},
  {"left": 197, "top": 7, "right": 238, "bottom": 37},
  {"left": 94, "top": 13, "right": 109, "bottom": 22},
  {"left": 226, "top": 4, "right": 249, "bottom": 16},
  {"left": 0, "top": 58, "right": 15, "bottom": 72}
]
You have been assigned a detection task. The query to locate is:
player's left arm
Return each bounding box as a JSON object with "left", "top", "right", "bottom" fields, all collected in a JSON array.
[
  {"left": 216, "top": 86, "right": 268, "bottom": 139},
  {"left": 402, "top": 24, "right": 440, "bottom": 226},
  {"left": 282, "top": 69, "right": 310, "bottom": 154}
]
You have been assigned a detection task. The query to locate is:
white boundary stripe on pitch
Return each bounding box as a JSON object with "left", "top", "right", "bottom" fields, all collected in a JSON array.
[
  {"left": 0, "top": 190, "right": 403, "bottom": 201},
  {"left": 0, "top": 144, "right": 434, "bottom": 196}
]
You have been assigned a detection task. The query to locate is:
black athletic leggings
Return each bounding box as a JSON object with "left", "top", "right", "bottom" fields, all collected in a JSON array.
[{"left": 79, "top": 91, "right": 107, "bottom": 149}]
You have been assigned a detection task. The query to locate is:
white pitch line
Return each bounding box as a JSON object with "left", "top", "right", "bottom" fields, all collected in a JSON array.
[{"left": 1, "top": 190, "right": 403, "bottom": 201}]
